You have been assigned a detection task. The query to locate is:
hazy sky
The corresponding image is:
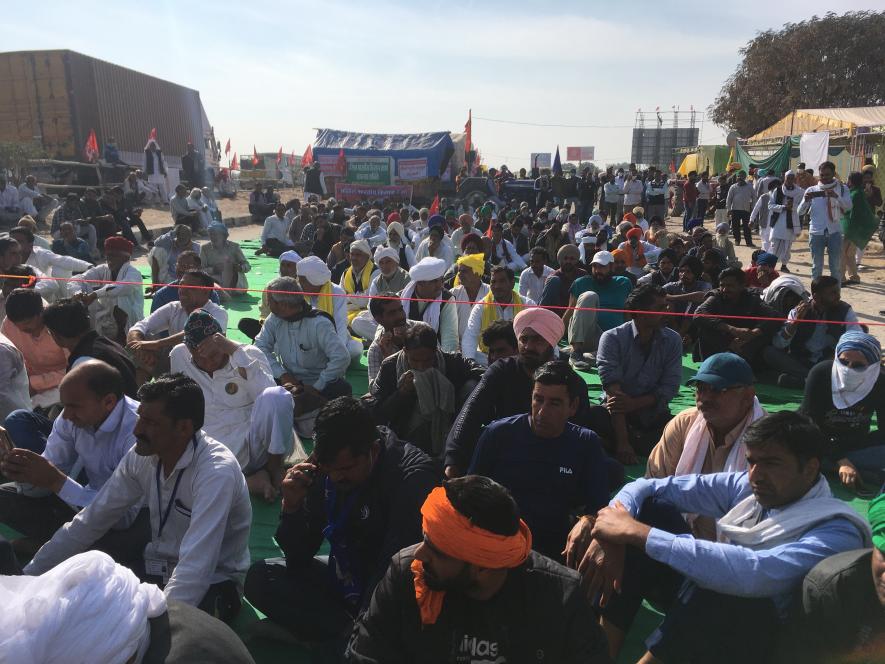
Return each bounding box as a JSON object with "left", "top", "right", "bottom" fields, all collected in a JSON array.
[{"left": 5, "top": 1, "right": 884, "bottom": 169}]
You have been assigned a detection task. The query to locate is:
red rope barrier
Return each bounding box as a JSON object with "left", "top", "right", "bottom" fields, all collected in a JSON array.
[{"left": 13, "top": 272, "right": 885, "bottom": 327}]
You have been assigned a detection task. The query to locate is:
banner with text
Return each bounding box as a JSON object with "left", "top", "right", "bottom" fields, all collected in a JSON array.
[
  {"left": 567, "top": 146, "right": 595, "bottom": 161},
  {"left": 397, "top": 157, "right": 428, "bottom": 181},
  {"left": 334, "top": 182, "right": 413, "bottom": 203},
  {"left": 346, "top": 157, "right": 393, "bottom": 185},
  {"left": 530, "top": 152, "right": 552, "bottom": 169}
]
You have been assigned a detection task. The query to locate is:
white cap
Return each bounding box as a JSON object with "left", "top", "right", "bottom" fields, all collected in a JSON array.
[{"left": 590, "top": 250, "right": 614, "bottom": 266}]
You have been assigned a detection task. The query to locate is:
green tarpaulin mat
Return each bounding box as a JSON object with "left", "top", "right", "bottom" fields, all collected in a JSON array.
[{"left": 0, "top": 237, "right": 873, "bottom": 663}]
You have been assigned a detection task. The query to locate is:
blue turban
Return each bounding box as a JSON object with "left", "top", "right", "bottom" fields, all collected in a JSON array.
[
  {"left": 836, "top": 331, "right": 881, "bottom": 366},
  {"left": 428, "top": 214, "right": 445, "bottom": 228},
  {"left": 755, "top": 252, "right": 777, "bottom": 267}
]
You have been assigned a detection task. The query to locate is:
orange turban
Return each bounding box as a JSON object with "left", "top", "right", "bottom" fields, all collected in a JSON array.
[
  {"left": 411, "top": 487, "right": 532, "bottom": 625},
  {"left": 611, "top": 248, "right": 627, "bottom": 260},
  {"left": 626, "top": 227, "right": 643, "bottom": 240},
  {"left": 623, "top": 212, "right": 637, "bottom": 224}
]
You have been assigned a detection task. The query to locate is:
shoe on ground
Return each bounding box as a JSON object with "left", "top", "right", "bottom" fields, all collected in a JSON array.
[
  {"left": 780, "top": 265, "right": 790, "bottom": 273},
  {"left": 569, "top": 356, "right": 593, "bottom": 371},
  {"left": 777, "top": 373, "right": 804, "bottom": 389}
]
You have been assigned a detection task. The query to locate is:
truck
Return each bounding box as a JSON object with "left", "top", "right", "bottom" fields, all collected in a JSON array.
[{"left": 0, "top": 49, "right": 219, "bottom": 178}]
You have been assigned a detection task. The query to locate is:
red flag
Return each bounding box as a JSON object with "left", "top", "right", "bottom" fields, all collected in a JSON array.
[
  {"left": 429, "top": 194, "right": 440, "bottom": 215},
  {"left": 148, "top": 127, "right": 158, "bottom": 142},
  {"left": 252, "top": 145, "right": 260, "bottom": 166},
  {"left": 224, "top": 139, "right": 231, "bottom": 156},
  {"left": 231, "top": 152, "right": 239, "bottom": 170},
  {"left": 336, "top": 148, "right": 346, "bottom": 175},
  {"left": 668, "top": 159, "right": 676, "bottom": 173},
  {"left": 83, "top": 129, "right": 99, "bottom": 163},
  {"left": 465, "top": 109, "right": 472, "bottom": 156},
  {"left": 301, "top": 144, "right": 314, "bottom": 168},
  {"left": 288, "top": 150, "right": 295, "bottom": 167},
  {"left": 276, "top": 146, "right": 283, "bottom": 164}
]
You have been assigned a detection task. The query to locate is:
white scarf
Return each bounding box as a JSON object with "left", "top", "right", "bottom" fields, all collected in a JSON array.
[
  {"left": 717, "top": 475, "right": 871, "bottom": 549},
  {"left": 674, "top": 398, "right": 765, "bottom": 476},
  {"left": 831, "top": 361, "right": 882, "bottom": 409},
  {"left": 400, "top": 281, "right": 441, "bottom": 331},
  {"left": 0, "top": 550, "right": 166, "bottom": 664}
]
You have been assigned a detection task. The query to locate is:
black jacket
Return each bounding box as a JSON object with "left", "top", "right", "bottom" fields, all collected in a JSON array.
[
  {"left": 369, "top": 351, "right": 485, "bottom": 456},
  {"left": 444, "top": 356, "right": 598, "bottom": 470},
  {"left": 275, "top": 429, "right": 439, "bottom": 610},
  {"left": 69, "top": 330, "right": 138, "bottom": 398},
  {"left": 346, "top": 545, "right": 611, "bottom": 664}
]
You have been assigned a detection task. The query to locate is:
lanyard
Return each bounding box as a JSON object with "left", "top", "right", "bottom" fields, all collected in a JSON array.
[{"left": 155, "top": 437, "right": 197, "bottom": 539}]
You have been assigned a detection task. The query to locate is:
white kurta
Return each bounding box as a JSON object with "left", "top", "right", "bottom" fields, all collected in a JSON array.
[
  {"left": 462, "top": 295, "right": 535, "bottom": 366},
  {"left": 170, "top": 344, "right": 294, "bottom": 473},
  {"left": 70, "top": 262, "right": 144, "bottom": 336},
  {"left": 451, "top": 283, "right": 490, "bottom": 343},
  {"left": 768, "top": 185, "right": 805, "bottom": 241}
]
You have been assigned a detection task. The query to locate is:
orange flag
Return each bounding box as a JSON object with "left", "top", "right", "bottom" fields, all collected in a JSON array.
[{"left": 83, "top": 129, "right": 99, "bottom": 162}]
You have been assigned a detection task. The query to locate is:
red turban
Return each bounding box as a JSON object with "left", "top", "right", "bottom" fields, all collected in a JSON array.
[
  {"left": 626, "top": 227, "right": 643, "bottom": 240},
  {"left": 386, "top": 212, "right": 400, "bottom": 224},
  {"left": 104, "top": 236, "right": 134, "bottom": 255},
  {"left": 623, "top": 213, "right": 637, "bottom": 224}
]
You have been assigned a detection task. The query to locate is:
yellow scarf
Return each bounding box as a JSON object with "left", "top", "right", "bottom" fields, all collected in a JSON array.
[
  {"left": 314, "top": 281, "right": 335, "bottom": 317},
  {"left": 479, "top": 289, "right": 523, "bottom": 353},
  {"left": 343, "top": 261, "right": 374, "bottom": 294}
]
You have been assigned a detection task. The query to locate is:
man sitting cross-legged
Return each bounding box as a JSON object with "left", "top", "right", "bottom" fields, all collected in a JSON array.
[
  {"left": 245, "top": 397, "right": 438, "bottom": 659},
  {"left": 370, "top": 322, "right": 485, "bottom": 459},
  {"left": 468, "top": 360, "right": 610, "bottom": 560},
  {"left": 254, "top": 276, "right": 351, "bottom": 423},
  {"left": 0, "top": 360, "right": 150, "bottom": 565},
  {"left": 564, "top": 411, "right": 871, "bottom": 664},
  {"left": 22, "top": 374, "right": 252, "bottom": 623},
  {"left": 171, "top": 310, "right": 295, "bottom": 502},
  {"left": 596, "top": 284, "right": 683, "bottom": 465},
  {"left": 346, "top": 476, "right": 610, "bottom": 663}
]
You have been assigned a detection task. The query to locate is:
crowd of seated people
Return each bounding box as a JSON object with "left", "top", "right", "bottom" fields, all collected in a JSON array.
[{"left": 0, "top": 165, "right": 882, "bottom": 664}]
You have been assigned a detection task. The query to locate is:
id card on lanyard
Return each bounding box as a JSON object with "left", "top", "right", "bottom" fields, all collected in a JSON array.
[{"left": 147, "top": 437, "right": 197, "bottom": 584}]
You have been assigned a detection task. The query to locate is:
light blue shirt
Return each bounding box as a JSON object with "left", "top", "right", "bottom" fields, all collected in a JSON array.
[
  {"left": 613, "top": 472, "right": 867, "bottom": 615},
  {"left": 596, "top": 321, "right": 682, "bottom": 421},
  {"left": 254, "top": 311, "right": 350, "bottom": 391},
  {"left": 42, "top": 396, "right": 139, "bottom": 511}
]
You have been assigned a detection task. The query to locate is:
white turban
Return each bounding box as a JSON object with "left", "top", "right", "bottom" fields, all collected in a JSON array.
[
  {"left": 349, "top": 239, "right": 372, "bottom": 257},
  {"left": 0, "top": 551, "right": 166, "bottom": 664},
  {"left": 387, "top": 221, "right": 405, "bottom": 241},
  {"left": 279, "top": 250, "right": 302, "bottom": 264},
  {"left": 785, "top": 169, "right": 795, "bottom": 177},
  {"left": 409, "top": 256, "right": 447, "bottom": 282},
  {"left": 296, "top": 255, "right": 332, "bottom": 286},
  {"left": 374, "top": 246, "right": 400, "bottom": 264}
]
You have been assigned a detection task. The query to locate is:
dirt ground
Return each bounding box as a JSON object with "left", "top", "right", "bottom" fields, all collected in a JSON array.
[{"left": 135, "top": 192, "right": 885, "bottom": 345}]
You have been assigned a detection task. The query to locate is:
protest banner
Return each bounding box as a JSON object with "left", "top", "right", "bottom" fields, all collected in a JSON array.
[
  {"left": 397, "top": 157, "right": 428, "bottom": 181},
  {"left": 530, "top": 153, "right": 552, "bottom": 169},
  {"left": 334, "top": 182, "right": 413, "bottom": 203},
  {"left": 346, "top": 157, "right": 393, "bottom": 185},
  {"left": 566, "top": 146, "right": 595, "bottom": 161}
]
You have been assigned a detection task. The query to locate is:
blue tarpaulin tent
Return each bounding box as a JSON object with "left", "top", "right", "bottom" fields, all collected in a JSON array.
[{"left": 312, "top": 128, "right": 455, "bottom": 178}]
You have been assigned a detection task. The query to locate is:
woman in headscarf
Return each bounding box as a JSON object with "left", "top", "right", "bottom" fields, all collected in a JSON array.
[
  {"left": 800, "top": 331, "right": 885, "bottom": 491},
  {"left": 200, "top": 222, "right": 250, "bottom": 290}
]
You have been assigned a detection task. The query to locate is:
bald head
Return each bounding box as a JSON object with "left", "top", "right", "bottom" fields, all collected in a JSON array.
[
  {"left": 59, "top": 360, "right": 125, "bottom": 429},
  {"left": 63, "top": 360, "right": 124, "bottom": 400}
]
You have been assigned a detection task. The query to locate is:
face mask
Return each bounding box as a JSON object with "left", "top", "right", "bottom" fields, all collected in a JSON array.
[{"left": 831, "top": 361, "right": 881, "bottom": 409}]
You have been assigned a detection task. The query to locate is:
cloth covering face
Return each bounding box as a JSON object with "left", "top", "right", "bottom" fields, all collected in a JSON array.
[
  {"left": 395, "top": 349, "right": 455, "bottom": 455},
  {"left": 0, "top": 550, "right": 166, "bottom": 664}
]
